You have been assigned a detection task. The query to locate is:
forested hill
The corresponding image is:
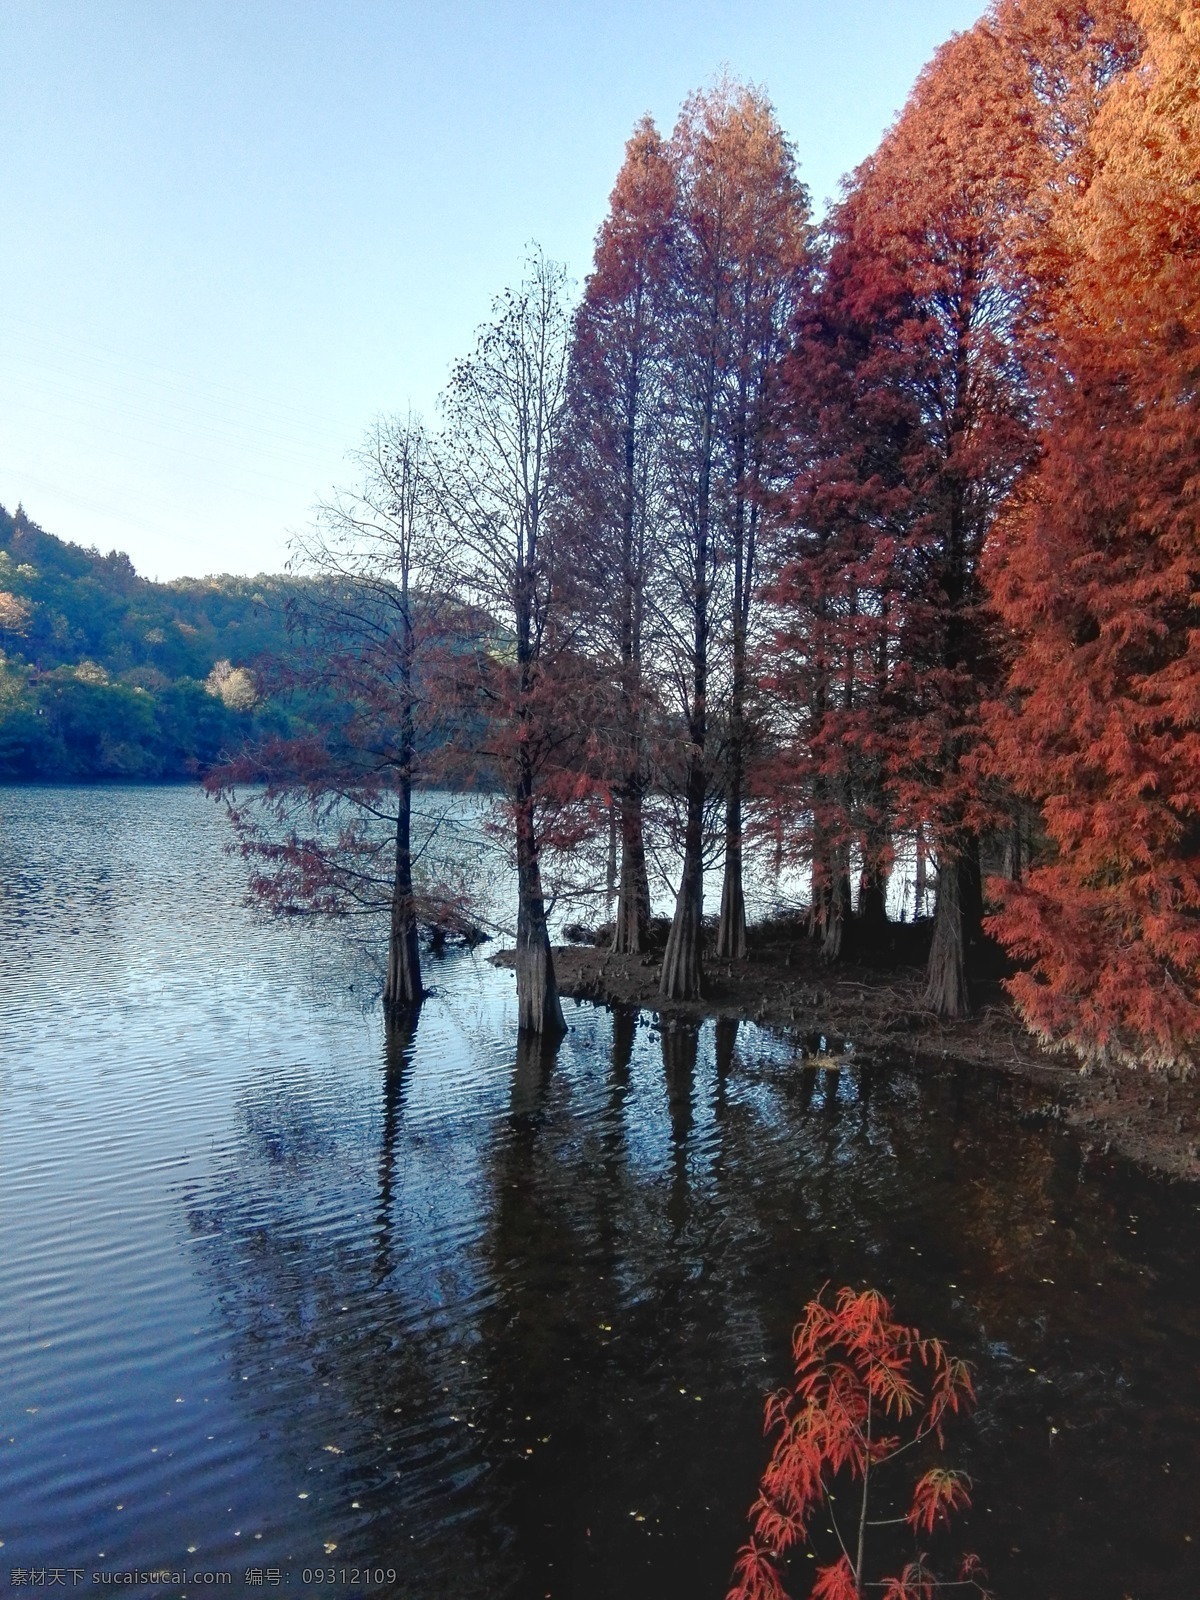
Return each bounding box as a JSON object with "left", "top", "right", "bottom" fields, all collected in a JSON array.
[{"left": 0, "top": 504, "right": 299, "bottom": 780}]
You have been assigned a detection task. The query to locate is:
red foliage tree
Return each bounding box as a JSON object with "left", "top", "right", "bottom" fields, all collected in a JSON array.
[
  {"left": 763, "top": 0, "right": 1139, "bottom": 1004},
  {"left": 658, "top": 80, "right": 809, "bottom": 999},
  {"left": 760, "top": 189, "right": 921, "bottom": 961},
  {"left": 707, "top": 93, "right": 810, "bottom": 963},
  {"left": 207, "top": 415, "right": 481, "bottom": 1011},
  {"left": 728, "top": 1287, "right": 986, "bottom": 1600},
  {"left": 984, "top": 0, "right": 1200, "bottom": 1069},
  {"left": 559, "top": 115, "right": 676, "bottom": 954}
]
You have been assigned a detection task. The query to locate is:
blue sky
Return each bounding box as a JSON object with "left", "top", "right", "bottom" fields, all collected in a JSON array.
[{"left": 0, "top": 1, "right": 986, "bottom": 580}]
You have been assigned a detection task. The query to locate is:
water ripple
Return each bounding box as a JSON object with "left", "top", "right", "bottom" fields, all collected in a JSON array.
[{"left": 2, "top": 786, "right": 1200, "bottom": 1598}]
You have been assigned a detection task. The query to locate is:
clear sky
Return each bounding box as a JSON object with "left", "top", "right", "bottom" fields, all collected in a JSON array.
[{"left": 0, "top": 1, "right": 987, "bottom": 581}]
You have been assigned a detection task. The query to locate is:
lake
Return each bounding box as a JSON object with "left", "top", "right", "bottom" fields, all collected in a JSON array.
[{"left": 1, "top": 785, "right": 1197, "bottom": 1599}]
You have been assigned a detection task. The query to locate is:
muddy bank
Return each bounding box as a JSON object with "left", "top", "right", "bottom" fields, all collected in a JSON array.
[{"left": 492, "top": 939, "right": 1200, "bottom": 1183}]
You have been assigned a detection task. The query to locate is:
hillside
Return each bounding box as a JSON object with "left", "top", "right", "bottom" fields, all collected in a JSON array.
[{"left": 0, "top": 504, "right": 300, "bottom": 780}]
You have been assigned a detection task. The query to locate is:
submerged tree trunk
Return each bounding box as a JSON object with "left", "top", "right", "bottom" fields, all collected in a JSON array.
[
  {"left": 661, "top": 1020, "right": 699, "bottom": 1233},
  {"left": 375, "top": 998, "right": 420, "bottom": 1285},
  {"left": 383, "top": 760, "right": 423, "bottom": 1008},
  {"left": 510, "top": 1026, "right": 561, "bottom": 1122},
  {"left": 514, "top": 755, "right": 566, "bottom": 1036}
]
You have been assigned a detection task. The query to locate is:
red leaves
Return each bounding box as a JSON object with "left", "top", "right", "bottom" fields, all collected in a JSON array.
[
  {"left": 879, "top": 1560, "right": 938, "bottom": 1600},
  {"left": 759, "top": 0, "right": 1142, "bottom": 1015},
  {"left": 728, "top": 1287, "right": 985, "bottom": 1600},
  {"left": 810, "top": 1556, "right": 860, "bottom": 1600},
  {"left": 728, "top": 1541, "right": 792, "bottom": 1600},
  {"left": 908, "top": 1470, "right": 973, "bottom": 1534}
]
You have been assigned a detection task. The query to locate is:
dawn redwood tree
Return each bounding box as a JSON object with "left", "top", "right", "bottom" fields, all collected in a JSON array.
[
  {"left": 888, "top": 0, "right": 1139, "bottom": 1016},
  {"left": 860, "top": 12, "right": 1094, "bottom": 1016},
  {"left": 655, "top": 86, "right": 730, "bottom": 1001},
  {"left": 762, "top": 198, "right": 919, "bottom": 962},
  {"left": 296, "top": 417, "right": 442, "bottom": 1007},
  {"left": 560, "top": 115, "right": 675, "bottom": 955},
  {"left": 984, "top": 0, "right": 1200, "bottom": 1069},
  {"left": 765, "top": 0, "right": 1139, "bottom": 1007},
  {"left": 658, "top": 80, "right": 808, "bottom": 998},
  {"left": 434, "top": 251, "right": 573, "bottom": 1035},
  {"left": 710, "top": 91, "right": 810, "bottom": 963},
  {"left": 211, "top": 416, "right": 473, "bottom": 1009}
]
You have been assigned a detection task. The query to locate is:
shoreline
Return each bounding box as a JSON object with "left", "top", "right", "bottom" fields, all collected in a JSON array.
[{"left": 494, "top": 941, "right": 1200, "bottom": 1184}]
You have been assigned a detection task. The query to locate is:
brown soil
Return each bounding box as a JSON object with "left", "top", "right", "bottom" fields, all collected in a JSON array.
[{"left": 494, "top": 937, "right": 1200, "bottom": 1184}]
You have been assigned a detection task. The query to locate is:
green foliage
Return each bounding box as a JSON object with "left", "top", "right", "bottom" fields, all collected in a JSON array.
[{"left": 0, "top": 504, "right": 304, "bottom": 780}]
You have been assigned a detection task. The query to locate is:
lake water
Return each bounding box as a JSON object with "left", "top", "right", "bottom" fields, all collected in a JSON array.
[{"left": 1, "top": 784, "right": 1198, "bottom": 1600}]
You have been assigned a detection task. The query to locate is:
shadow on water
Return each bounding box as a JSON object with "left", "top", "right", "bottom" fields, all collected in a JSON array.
[
  {"left": 188, "top": 1012, "right": 1200, "bottom": 1599},
  {"left": 374, "top": 1003, "right": 422, "bottom": 1288},
  {"left": 2, "top": 790, "right": 1199, "bottom": 1600}
]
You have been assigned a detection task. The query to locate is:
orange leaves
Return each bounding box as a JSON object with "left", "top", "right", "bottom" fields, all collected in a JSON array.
[
  {"left": 589, "top": 115, "right": 675, "bottom": 311},
  {"left": 760, "top": 6, "right": 1140, "bottom": 984},
  {"left": 727, "top": 1287, "right": 985, "bottom": 1600},
  {"left": 983, "top": 0, "right": 1200, "bottom": 1069}
]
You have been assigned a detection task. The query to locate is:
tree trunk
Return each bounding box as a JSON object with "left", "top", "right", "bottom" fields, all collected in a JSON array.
[
  {"left": 514, "top": 754, "right": 566, "bottom": 1036},
  {"left": 1001, "top": 821, "right": 1023, "bottom": 881},
  {"left": 925, "top": 846, "right": 974, "bottom": 1018},
  {"left": 717, "top": 767, "right": 747, "bottom": 960},
  {"left": 717, "top": 463, "right": 751, "bottom": 961},
  {"left": 383, "top": 776, "right": 423, "bottom": 1007},
  {"left": 857, "top": 860, "right": 890, "bottom": 944},
  {"left": 662, "top": 274, "right": 715, "bottom": 1000},
  {"left": 606, "top": 801, "right": 618, "bottom": 913},
  {"left": 612, "top": 376, "right": 652, "bottom": 956},
  {"left": 613, "top": 787, "right": 652, "bottom": 953},
  {"left": 515, "top": 841, "right": 566, "bottom": 1035},
  {"left": 821, "top": 862, "right": 850, "bottom": 963},
  {"left": 661, "top": 754, "right": 706, "bottom": 999}
]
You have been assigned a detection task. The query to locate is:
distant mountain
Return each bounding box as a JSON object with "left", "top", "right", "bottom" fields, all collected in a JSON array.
[{"left": 0, "top": 505, "right": 301, "bottom": 780}]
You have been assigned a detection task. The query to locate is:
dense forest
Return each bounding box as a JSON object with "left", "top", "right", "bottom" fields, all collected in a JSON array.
[
  {"left": 225, "top": 0, "right": 1197, "bottom": 1082},
  {"left": 0, "top": 503, "right": 301, "bottom": 779}
]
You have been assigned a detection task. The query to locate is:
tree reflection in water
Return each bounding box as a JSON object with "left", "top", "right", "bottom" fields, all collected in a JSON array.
[{"left": 180, "top": 980, "right": 1200, "bottom": 1600}]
